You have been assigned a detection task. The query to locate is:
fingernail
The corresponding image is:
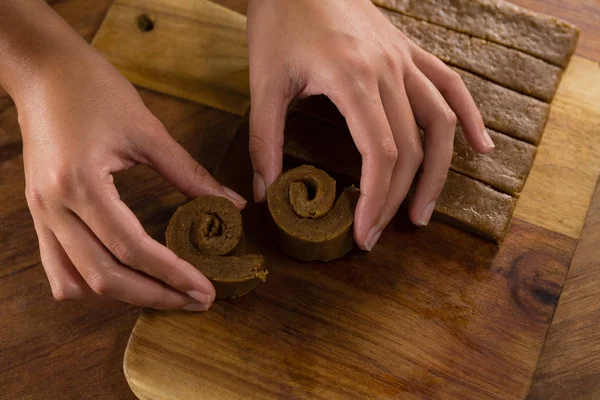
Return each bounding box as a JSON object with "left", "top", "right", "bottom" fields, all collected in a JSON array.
[
  {"left": 183, "top": 303, "right": 210, "bottom": 312},
  {"left": 482, "top": 129, "right": 495, "bottom": 150},
  {"left": 364, "top": 229, "right": 382, "bottom": 252},
  {"left": 187, "top": 290, "right": 212, "bottom": 304},
  {"left": 223, "top": 186, "right": 247, "bottom": 207},
  {"left": 253, "top": 172, "right": 267, "bottom": 203},
  {"left": 417, "top": 201, "right": 436, "bottom": 226}
]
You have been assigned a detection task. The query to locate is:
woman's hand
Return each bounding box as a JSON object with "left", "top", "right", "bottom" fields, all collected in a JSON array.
[
  {"left": 2, "top": 1, "right": 246, "bottom": 310},
  {"left": 247, "top": 0, "right": 494, "bottom": 251}
]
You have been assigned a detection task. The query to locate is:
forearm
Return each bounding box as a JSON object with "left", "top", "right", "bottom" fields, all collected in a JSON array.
[{"left": 0, "top": 0, "right": 90, "bottom": 103}]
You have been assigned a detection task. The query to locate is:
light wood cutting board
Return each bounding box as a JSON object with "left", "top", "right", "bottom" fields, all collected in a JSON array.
[{"left": 91, "top": 0, "right": 600, "bottom": 399}]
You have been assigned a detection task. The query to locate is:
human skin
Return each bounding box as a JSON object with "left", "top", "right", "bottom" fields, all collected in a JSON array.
[
  {"left": 0, "top": 0, "right": 492, "bottom": 310},
  {"left": 247, "top": 0, "right": 493, "bottom": 253}
]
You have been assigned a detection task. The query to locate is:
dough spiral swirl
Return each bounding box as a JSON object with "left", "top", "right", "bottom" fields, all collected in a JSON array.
[
  {"left": 166, "top": 195, "right": 267, "bottom": 299},
  {"left": 267, "top": 165, "right": 360, "bottom": 261}
]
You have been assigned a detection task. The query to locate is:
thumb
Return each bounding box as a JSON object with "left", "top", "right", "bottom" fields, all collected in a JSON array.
[
  {"left": 141, "top": 123, "right": 247, "bottom": 209},
  {"left": 249, "top": 79, "right": 292, "bottom": 202}
]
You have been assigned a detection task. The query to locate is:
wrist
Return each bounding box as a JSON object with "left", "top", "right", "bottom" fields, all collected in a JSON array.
[{"left": 0, "top": 0, "right": 91, "bottom": 105}]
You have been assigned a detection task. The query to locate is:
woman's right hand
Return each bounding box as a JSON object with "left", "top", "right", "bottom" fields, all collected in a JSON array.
[{"left": 2, "top": 1, "right": 246, "bottom": 311}]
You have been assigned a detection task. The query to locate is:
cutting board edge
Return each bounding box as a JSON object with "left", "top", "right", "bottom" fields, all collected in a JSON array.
[{"left": 121, "top": 214, "right": 579, "bottom": 400}]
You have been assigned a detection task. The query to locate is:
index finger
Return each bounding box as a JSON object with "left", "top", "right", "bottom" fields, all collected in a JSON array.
[{"left": 410, "top": 44, "right": 494, "bottom": 154}]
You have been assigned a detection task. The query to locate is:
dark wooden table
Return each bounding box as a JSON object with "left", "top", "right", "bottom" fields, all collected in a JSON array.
[{"left": 0, "top": 1, "right": 598, "bottom": 399}]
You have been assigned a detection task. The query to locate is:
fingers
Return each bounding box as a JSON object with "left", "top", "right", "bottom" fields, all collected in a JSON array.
[
  {"left": 410, "top": 44, "right": 494, "bottom": 154},
  {"left": 33, "top": 218, "right": 115, "bottom": 306},
  {"left": 328, "top": 80, "right": 396, "bottom": 251},
  {"left": 249, "top": 77, "right": 294, "bottom": 202},
  {"left": 376, "top": 74, "right": 423, "bottom": 234},
  {"left": 404, "top": 66, "right": 456, "bottom": 226},
  {"left": 70, "top": 182, "right": 216, "bottom": 306},
  {"left": 140, "top": 121, "right": 246, "bottom": 209},
  {"left": 49, "top": 208, "right": 206, "bottom": 311}
]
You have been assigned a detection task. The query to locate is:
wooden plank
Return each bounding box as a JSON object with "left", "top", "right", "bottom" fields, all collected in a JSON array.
[
  {"left": 124, "top": 119, "right": 577, "bottom": 400},
  {"left": 514, "top": 57, "right": 600, "bottom": 238},
  {"left": 92, "top": 0, "right": 250, "bottom": 116},
  {"left": 528, "top": 177, "right": 600, "bottom": 400},
  {"left": 91, "top": 0, "right": 600, "bottom": 240},
  {"left": 0, "top": 88, "right": 242, "bottom": 400},
  {"left": 1, "top": 1, "right": 599, "bottom": 400}
]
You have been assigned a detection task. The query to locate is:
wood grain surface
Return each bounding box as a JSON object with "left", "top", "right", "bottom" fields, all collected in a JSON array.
[
  {"left": 0, "top": 2, "right": 247, "bottom": 399},
  {"left": 125, "top": 121, "right": 577, "bottom": 400},
  {"left": 509, "top": 0, "right": 600, "bottom": 62},
  {"left": 0, "top": 0, "right": 599, "bottom": 399},
  {"left": 92, "top": 0, "right": 250, "bottom": 116},
  {"left": 91, "top": 0, "right": 600, "bottom": 240},
  {"left": 514, "top": 56, "right": 600, "bottom": 238},
  {"left": 528, "top": 179, "right": 600, "bottom": 399}
]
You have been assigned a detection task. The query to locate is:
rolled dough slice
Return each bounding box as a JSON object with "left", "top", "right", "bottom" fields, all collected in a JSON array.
[
  {"left": 372, "top": 0, "right": 579, "bottom": 68},
  {"left": 267, "top": 165, "right": 360, "bottom": 262},
  {"left": 379, "top": 7, "right": 562, "bottom": 102},
  {"left": 455, "top": 68, "right": 549, "bottom": 145},
  {"left": 166, "top": 195, "right": 267, "bottom": 299}
]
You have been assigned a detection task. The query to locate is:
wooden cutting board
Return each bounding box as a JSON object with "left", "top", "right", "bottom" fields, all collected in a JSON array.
[{"left": 91, "top": 1, "right": 600, "bottom": 399}]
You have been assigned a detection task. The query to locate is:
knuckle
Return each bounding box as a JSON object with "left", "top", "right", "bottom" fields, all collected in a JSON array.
[
  {"left": 178, "top": 162, "right": 211, "bottom": 196},
  {"left": 338, "top": 41, "right": 376, "bottom": 80},
  {"left": 87, "top": 272, "right": 111, "bottom": 296},
  {"left": 349, "top": 55, "right": 375, "bottom": 80},
  {"left": 378, "top": 139, "right": 399, "bottom": 165},
  {"left": 248, "top": 133, "right": 271, "bottom": 156},
  {"left": 110, "top": 239, "right": 139, "bottom": 267},
  {"left": 414, "top": 147, "right": 425, "bottom": 166},
  {"left": 132, "top": 116, "right": 168, "bottom": 160},
  {"left": 445, "top": 69, "right": 464, "bottom": 89},
  {"left": 51, "top": 287, "right": 71, "bottom": 302},
  {"left": 191, "top": 162, "right": 210, "bottom": 182},
  {"left": 145, "top": 116, "right": 168, "bottom": 139},
  {"left": 439, "top": 106, "right": 457, "bottom": 127},
  {"left": 381, "top": 48, "right": 400, "bottom": 72},
  {"left": 148, "top": 294, "right": 169, "bottom": 310},
  {"left": 25, "top": 185, "right": 46, "bottom": 213},
  {"left": 49, "top": 282, "right": 80, "bottom": 302},
  {"left": 160, "top": 266, "right": 181, "bottom": 289},
  {"left": 42, "top": 165, "right": 84, "bottom": 203},
  {"left": 405, "top": 146, "right": 424, "bottom": 168}
]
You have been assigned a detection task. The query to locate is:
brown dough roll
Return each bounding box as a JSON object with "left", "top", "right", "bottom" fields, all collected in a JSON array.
[
  {"left": 166, "top": 195, "right": 267, "bottom": 299},
  {"left": 267, "top": 165, "right": 360, "bottom": 262}
]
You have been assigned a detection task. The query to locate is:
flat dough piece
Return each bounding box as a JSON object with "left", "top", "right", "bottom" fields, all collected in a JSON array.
[
  {"left": 290, "top": 99, "right": 536, "bottom": 196},
  {"left": 380, "top": 7, "right": 562, "bottom": 102},
  {"left": 456, "top": 68, "right": 550, "bottom": 145},
  {"left": 293, "top": 70, "right": 550, "bottom": 146},
  {"left": 451, "top": 127, "right": 536, "bottom": 196},
  {"left": 283, "top": 112, "right": 516, "bottom": 242},
  {"left": 373, "top": 0, "right": 579, "bottom": 68}
]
